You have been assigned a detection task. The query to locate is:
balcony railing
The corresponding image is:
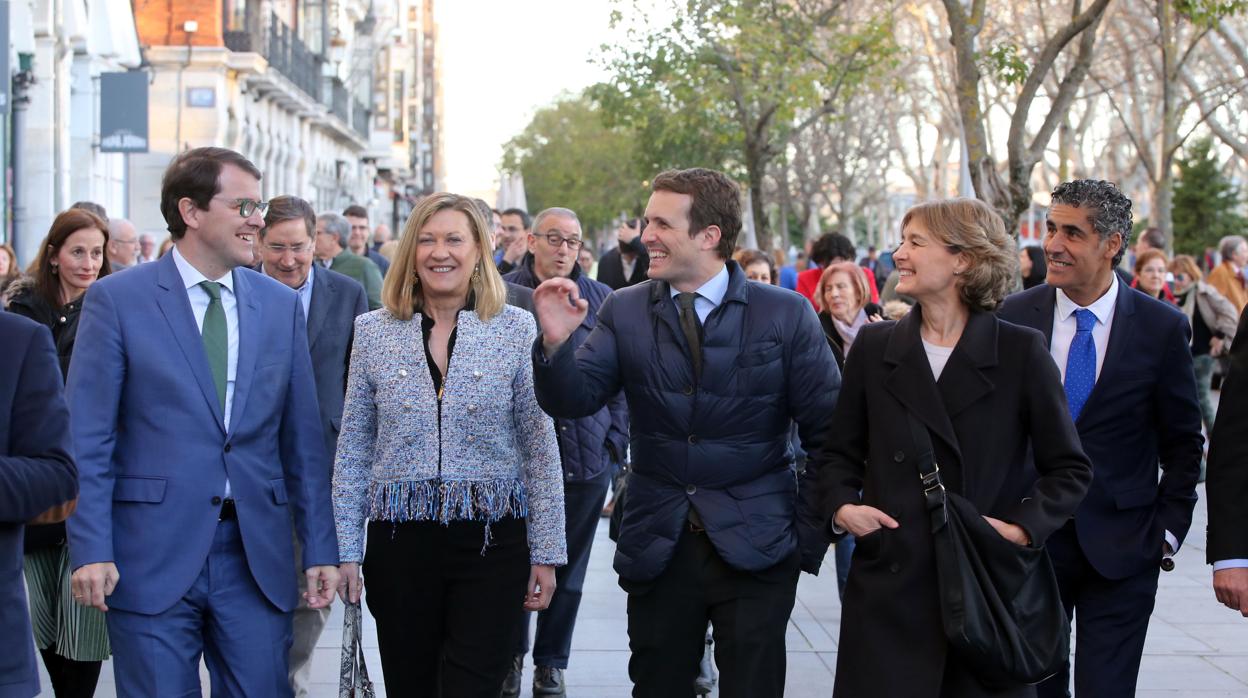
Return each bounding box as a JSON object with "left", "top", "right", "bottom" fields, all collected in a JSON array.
[
  {"left": 328, "top": 79, "right": 370, "bottom": 140},
  {"left": 223, "top": 7, "right": 321, "bottom": 102}
]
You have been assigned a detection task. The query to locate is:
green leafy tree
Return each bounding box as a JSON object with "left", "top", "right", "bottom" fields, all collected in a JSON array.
[
  {"left": 1172, "top": 137, "right": 1247, "bottom": 255},
  {"left": 593, "top": 0, "right": 894, "bottom": 250},
  {"left": 501, "top": 93, "right": 650, "bottom": 236}
]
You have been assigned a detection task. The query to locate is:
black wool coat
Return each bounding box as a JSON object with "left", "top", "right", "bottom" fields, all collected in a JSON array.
[{"left": 818, "top": 306, "right": 1092, "bottom": 698}]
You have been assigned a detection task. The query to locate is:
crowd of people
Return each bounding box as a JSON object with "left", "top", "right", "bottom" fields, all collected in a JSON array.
[{"left": 2, "top": 145, "right": 1248, "bottom": 698}]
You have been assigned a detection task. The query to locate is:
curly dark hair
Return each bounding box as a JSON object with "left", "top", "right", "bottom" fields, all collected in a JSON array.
[
  {"left": 1050, "top": 180, "right": 1133, "bottom": 267},
  {"left": 810, "top": 232, "right": 857, "bottom": 267}
]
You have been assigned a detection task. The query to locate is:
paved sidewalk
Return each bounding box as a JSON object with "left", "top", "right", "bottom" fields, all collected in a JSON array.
[{"left": 47, "top": 483, "right": 1248, "bottom": 696}]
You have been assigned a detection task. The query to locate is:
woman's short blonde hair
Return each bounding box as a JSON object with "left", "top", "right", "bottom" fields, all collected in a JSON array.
[
  {"left": 815, "top": 261, "right": 870, "bottom": 314},
  {"left": 382, "top": 193, "right": 507, "bottom": 322},
  {"left": 900, "top": 198, "right": 1018, "bottom": 312},
  {"left": 1168, "top": 254, "right": 1203, "bottom": 283}
]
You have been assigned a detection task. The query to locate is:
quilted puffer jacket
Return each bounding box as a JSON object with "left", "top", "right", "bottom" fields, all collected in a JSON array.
[{"left": 534, "top": 261, "right": 840, "bottom": 581}]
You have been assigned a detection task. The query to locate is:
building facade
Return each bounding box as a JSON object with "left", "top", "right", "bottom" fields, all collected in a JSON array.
[{"left": 3, "top": 0, "right": 440, "bottom": 264}]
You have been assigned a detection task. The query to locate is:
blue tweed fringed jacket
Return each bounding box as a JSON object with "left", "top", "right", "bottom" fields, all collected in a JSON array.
[{"left": 332, "top": 304, "right": 567, "bottom": 566}]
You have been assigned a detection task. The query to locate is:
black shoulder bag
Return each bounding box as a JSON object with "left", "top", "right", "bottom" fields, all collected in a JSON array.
[{"left": 905, "top": 412, "right": 1070, "bottom": 686}]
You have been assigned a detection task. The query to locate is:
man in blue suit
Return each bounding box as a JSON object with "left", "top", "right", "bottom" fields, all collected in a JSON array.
[
  {"left": 999, "top": 180, "right": 1203, "bottom": 698},
  {"left": 0, "top": 314, "right": 78, "bottom": 698},
  {"left": 65, "top": 147, "right": 340, "bottom": 697},
  {"left": 260, "top": 194, "right": 368, "bottom": 696}
]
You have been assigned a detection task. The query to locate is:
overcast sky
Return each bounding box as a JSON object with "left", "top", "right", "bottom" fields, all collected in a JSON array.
[{"left": 437, "top": 0, "right": 619, "bottom": 199}]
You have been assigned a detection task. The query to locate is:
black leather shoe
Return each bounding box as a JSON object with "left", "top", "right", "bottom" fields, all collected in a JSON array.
[
  {"left": 500, "top": 655, "right": 523, "bottom": 697},
  {"left": 533, "top": 666, "right": 566, "bottom": 696}
]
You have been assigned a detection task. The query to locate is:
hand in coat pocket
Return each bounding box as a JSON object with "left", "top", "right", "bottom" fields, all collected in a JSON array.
[{"left": 982, "top": 515, "right": 1031, "bottom": 546}]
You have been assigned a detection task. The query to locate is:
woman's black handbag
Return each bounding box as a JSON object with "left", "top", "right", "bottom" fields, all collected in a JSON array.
[
  {"left": 906, "top": 413, "right": 1070, "bottom": 685},
  {"left": 339, "top": 601, "right": 376, "bottom": 698}
]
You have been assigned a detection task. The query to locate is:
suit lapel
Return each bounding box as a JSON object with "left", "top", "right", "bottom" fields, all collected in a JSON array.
[
  {"left": 1078, "top": 282, "right": 1136, "bottom": 421},
  {"left": 154, "top": 254, "right": 226, "bottom": 433},
  {"left": 937, "top": 310, "right": 997, "bottom": 420},
  {"left": 1026, "top": 285, "right": 1058, "bottom": 346},
  {"left": 307, "top": 268, "right": 331, "bottom": 350},
  {"left": 228, "top": 270, "right": 261, "bottom": 435},
  {"left": 883, "top": 309, "right": 963, "bottom": 460}
]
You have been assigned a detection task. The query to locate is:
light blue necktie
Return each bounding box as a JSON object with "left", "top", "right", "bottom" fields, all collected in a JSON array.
[{"left": 1064, "top": 309, "right": 1097, "bottom": 421}]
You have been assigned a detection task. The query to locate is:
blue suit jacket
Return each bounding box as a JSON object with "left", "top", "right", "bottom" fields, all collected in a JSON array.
[
  {"left": 65, "top": 253, "right": 339, "bottom": 615},
  {"left": 307, "top": 268, "right": 369, "bottom": 463},
  {"left": 998, "top": 282, "right": 1204, "bottom": 579},
  {"left": 0, "top": 314, "right": 78, "bottom": 698}
]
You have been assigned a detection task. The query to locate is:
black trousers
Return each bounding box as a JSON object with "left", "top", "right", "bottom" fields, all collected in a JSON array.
[
  {"left": 363, "top": 517, "right": 530, "bottom": 698},
  {"left": 1036, "top": 522, "right": 1160, "bottom": 698},
  {"left": 518, "top": 469, "right": 611, "bottom": 668},
  {"left": 622, "top": 526, "right": 800, "bottom": 698}
]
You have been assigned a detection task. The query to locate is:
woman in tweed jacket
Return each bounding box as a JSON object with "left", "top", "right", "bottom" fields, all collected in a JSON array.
[{"left": 333, "top": 193, "right": 566, "bottom": 697}]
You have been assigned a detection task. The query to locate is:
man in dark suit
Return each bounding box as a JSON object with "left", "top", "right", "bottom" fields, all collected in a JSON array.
[
  {"left": 260, "top": 195, "right": 369, "bottom": 696},
  {"left": 1208, "top": 306, "right": 1248, "bottom": 615},
  {"left": 0, "top": 314, "right": 78, "bottom": 698},
  {"left": 66, "top": 148, "right": 340, "bottom": 697},
  {"left": 596, "top": 218, "right": 649, "bottom": 290},
  {"left": 532, "top": 168, "right": 838, "bottom": 697},
  {"left": 314, "top": 212, "right": 383, "bottom": 310},
  {"left": 999, "top": 179, "right": 1204, "bottom": 698},
  {"left": 503, "top": 207, "right": 628, "bottom": 696}
]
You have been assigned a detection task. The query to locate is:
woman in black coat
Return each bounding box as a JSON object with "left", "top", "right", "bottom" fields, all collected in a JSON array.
[
  {"left": 5, "top": 206, "right": 113, "bottom": 697},
  {"left": 818, "top": 198, "right": 1092, "bottom": 697}
]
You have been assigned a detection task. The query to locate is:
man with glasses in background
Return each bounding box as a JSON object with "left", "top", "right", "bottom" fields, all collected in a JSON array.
[
  {"left": 260, "top": 195, "right": 368, "bottom": 697},
  {"left": 502, "top": 207, "right": 628, "bottom": 697},
  {"left": 342, "top": 204, "right": 390, "bottom": 276},
  {"left": 314, "top": 212, "right": 383, "bottom": 310},
  {"left": 65, "top": 147, "right": 340, "bottom": 697}
]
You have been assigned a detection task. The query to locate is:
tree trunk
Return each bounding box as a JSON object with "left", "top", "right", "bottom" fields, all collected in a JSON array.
[
  {"left": 745, "top": 140, "right": 772, "bottom": 252},
  {"left": 1156, "top": 0, "right": 1177, "bottom": 242}
]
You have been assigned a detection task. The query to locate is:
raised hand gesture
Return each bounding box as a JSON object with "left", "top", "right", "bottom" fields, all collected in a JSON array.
[{"left": 533, "top": 277, "right": 588, "bottom": 356}]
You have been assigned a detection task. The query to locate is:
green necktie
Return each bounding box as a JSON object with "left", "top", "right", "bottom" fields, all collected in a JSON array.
[{"left": 199, "top": 281, "right": 227, "bottom": 411}]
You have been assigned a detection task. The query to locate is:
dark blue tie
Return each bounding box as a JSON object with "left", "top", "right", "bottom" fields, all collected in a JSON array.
[{"left": 1064, "top": 309, "right": 1097, "bottom": 421}]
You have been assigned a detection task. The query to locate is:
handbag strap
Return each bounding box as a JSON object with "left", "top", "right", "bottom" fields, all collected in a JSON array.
[{"left": 904, "top": 412, "right": 949, "bottom": 532}]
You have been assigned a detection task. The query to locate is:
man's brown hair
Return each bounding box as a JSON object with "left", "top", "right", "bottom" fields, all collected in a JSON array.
[
  {"left": 160, "top": 147, "right": 262, "bottom": 240},
  {"left": 263, "top": 195, "right": 316, "bottom": 240},
  {"left": 651, "top": 168, "right": 741, "bottom": 260}
]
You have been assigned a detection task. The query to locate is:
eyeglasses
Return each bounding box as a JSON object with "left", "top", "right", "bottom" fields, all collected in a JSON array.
[
  {"left": 214, "top": 197, "right": 269, "bottom": 218},
  {"left": 263, "top": 242, "right": 313, "bottom": 255},
  {"left": 541, "top": 234, "right": 583, "bottom": 250}
]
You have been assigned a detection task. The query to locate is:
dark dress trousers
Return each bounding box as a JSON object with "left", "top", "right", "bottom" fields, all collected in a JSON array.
[
  {"left": 819, "top": 307, "right": 1091, "bottom": 698},
  {"left": 307, "top": 268, "right": 369, "bottom": 461},
  {"left": 595, "top": 237, "right": 649, "bottom": 290},
  {"left": 505, "top": 255, "right": 629, "bottom": 668},
  {"left": 1207, "top": 306, "right": 1248, "bottom": 562},
  {"left": 999, "top": 283, "right": 1204, "bottom": 698},
  {"left": 0, "top": 313, "right": 78, "bottom": 698}
]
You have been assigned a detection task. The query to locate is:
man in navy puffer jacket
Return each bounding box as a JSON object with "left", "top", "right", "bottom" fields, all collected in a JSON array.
[
  {"left": 502, "top": 208, "right": 628, "bottom": 697},
  {"left": 532, "top": 169, "right": 839, "bottom": 698}
]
